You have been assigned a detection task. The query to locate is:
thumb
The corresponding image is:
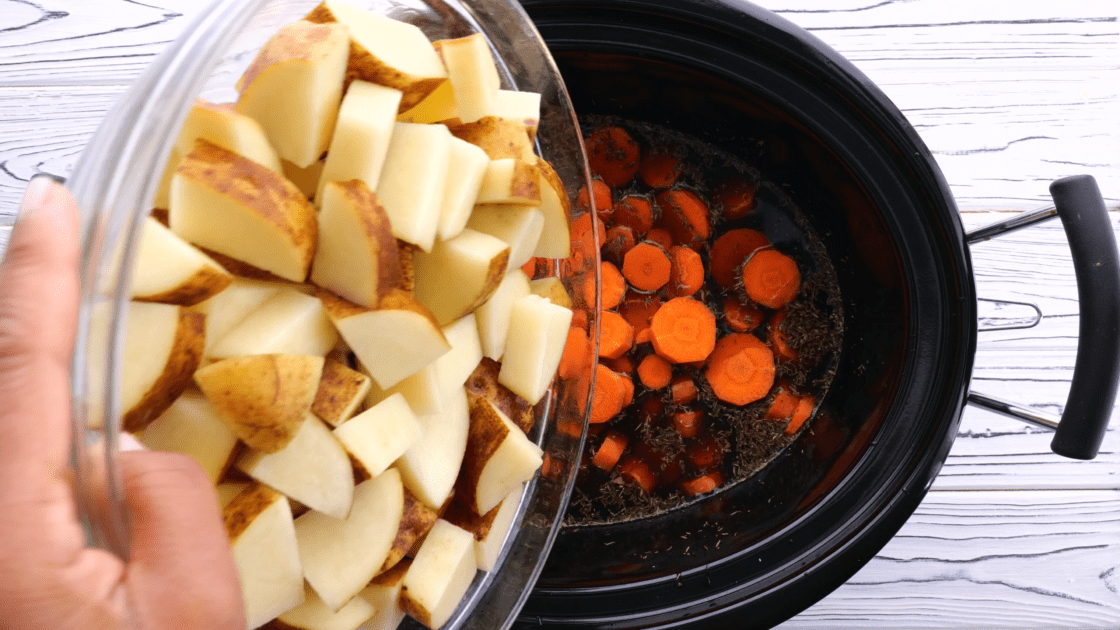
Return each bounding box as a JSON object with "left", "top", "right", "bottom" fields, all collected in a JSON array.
[
  {"left": 0, "top": 175, "right": 79, "bottom": 495},
  {"left": 119, "top": 450, "right": 245, "bottom": 629}
]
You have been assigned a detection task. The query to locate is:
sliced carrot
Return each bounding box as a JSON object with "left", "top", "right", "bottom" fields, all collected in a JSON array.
[
  {"left": 710, "top": 228, "right": 769, "bottom": 288},
  {"left": 645, "top": 228, "right": 673, "bottom": 250},
  {"left": 742, "top": 248, "right": 800, "bottom": 309},
  {"left": 620, "top": 294, "right": 662, "bottom": 334},
  {"left": 571, "top": 212, "right": 606, "bottom": 260},
  {"left": 620, "top": 375, "right": 635, "bottom": 407},
  {"left": 667, "top": 245, "right": 704, "bottom": 297},
  {"left": 587, "top": 126, "right": 641, "bottom": 187},
  {"left": 769, "top": 309, "right": 799, "bottom": 363},
  {"left": 577, "top": 178, "right": 614, "bottom": 219},
  {"left": 622, "top": 241, "right": 672, "bottom": 292},
  {"left": 619, "top": 456, "right": 657, "bottom": 493},
  {"left": 603, "top": 225, "right": 637, "bottom": 265},
  {"left": 571, "top": 308, "right": 589, "bottom": 331},
  {"left": 650, "top": 296, "right": 717, "bottom": 364},
  {"left": 613, "top": 195, "right": 655, "bottom": 234},
  {"left": 715, "top": 178, "right": 757, "bottom": 221},
  {"left": 656, "top": 190, "right": 710, "bottom": 247},
  {"left": 686, "top": 435, "right": 722, "bottom": 469},
  {"left": 673, "top": 409, "right": 703, "bottom": 438},
  {"left": 705, "top": 333, "right": 775, "bottom": 405},
  {"left": 521, "top": 257, "right": 539, "bottom": 278},
  {"left": 637, "top": 354, "right": 673, "bottom": 389},
  {"left": 723, "top": 296, "right": 764, "bottom": 333},
  {"left": 599, "top": 310, "right": 635, "bottom": 360},
  {"left": 558, "top": 326, "right": 593, "bottom": 380},
  {"left": 635, "top": 328, "right": 653, "bottom": 344},
  {"left": 603, "top": 354, "right": 634, "bottom": 378},
  {"left": 640, "top": 397, "right": 665, "bottom": 422},
  {"left": 670, "top": 375, "right": 698, "bottom": 405},
  {"left": 681, "top": 471, "right": 724, "bottom": 496},
  {"left": 785, "top": 394, "right": 816, "bottom": 435},
  {"left": 588, "top": 261, "right": 626, "bottom": 311},
  {"left": 589, "top": 364, "right": 627, "bottom": 424},
  {"left": 639, "top": 151, "right": 683, "bottom": 189},
  {"left": 592, "top": 430, "right": 629, "bottom": 471},
  {"left": 765, "top": 382, "right": 799, "bottom": 420}
]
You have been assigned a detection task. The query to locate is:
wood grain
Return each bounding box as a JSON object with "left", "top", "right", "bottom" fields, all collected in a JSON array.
[{"left": 778, "top": 490, "right": 1120, "bottom": 629}]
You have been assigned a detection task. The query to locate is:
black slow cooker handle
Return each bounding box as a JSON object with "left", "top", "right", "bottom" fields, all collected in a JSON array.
[{"left": 968, "top": 175, "right": 1119, "bottom": 460}]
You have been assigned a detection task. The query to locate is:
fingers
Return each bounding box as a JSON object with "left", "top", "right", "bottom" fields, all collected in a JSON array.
[
  {"left": 120, "top": 450, "right": 245, "bottom": 630},
  {"left": 0, "top": 177, "right": 80, "bottom": 494}
]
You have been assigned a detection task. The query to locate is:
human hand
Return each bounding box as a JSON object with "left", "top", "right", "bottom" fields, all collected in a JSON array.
[{"left": 0, "top": 176, "right": 245, "bottom": 629}]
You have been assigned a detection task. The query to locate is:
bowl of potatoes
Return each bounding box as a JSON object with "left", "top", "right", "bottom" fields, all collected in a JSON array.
[{"left": 66, "top": 1, "right": 597, "bottom": 629}]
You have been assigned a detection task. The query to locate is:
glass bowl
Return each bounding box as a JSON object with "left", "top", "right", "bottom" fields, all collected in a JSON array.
[{"left": 66, "top": 1, "right": 597, "bottom": 628}]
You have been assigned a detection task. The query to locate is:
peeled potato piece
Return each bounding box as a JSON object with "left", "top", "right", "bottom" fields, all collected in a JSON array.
[
  {"left": 399, "top": 519, "right": 477, "bottom": 630},
  {"left": 195, "top": 354, "right": 324, "bottom": 453},
  {"left": 412, "top": 228, "right": 510, "bottom": 326},
  {"left": 310, "top": 179, "right": 401, "bottom": 309},
  {"left": 305, "top": 0, "right": 447, "bottom": 111},
  {"left": 236, "top": 413, "right": 355, "bottom": 520},
  {"left": 498, "top": 294, "right": 573, "bottom": 405},
  {"left": 433, "top": 34, "right": 500, "bottom": 124},
  {"left": 296, "top": 468, "right": 405, "bottom": 612},
  {"left": 316, "top": 80, "right": 402, "bottom": 200},
  {"left": 140, "top": 390, "right": 239, "bottom": 483},
  {"left": 209, "top": 288, "right": 338, "bottom": 359},
  {"left": 235, "top": 19, "right": 350, "bottom": 168},
  {"left": 130, "top": 217, "right": 232, "bottom": 306},
  {"left": 170, "top": 139, "right": 318, "bottom": 283},
  {"left": 223, "top": 484, "right": 304, "bottom": 630},
  {"left": 456, "top": 397, "right": 542, "bottom": 514}
]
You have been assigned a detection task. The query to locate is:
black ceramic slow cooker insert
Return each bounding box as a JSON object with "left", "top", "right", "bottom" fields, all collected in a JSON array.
[{"left": 516, "top": 1, "right": 1120, "bottom": 628}]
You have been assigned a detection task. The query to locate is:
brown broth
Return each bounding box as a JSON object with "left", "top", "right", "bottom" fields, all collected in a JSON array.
[{"left": 566, "top": 115, "right": 844, "bottom": 526}]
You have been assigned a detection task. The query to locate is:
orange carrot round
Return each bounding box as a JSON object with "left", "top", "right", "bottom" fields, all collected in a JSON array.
[
  {"left": 619, "top": 456, "right": 657, "bottom": 493},
  {"left": 603, "top": 225, "right": 637, "bottom": 264},
  {"left": 645, "top": 228, "right": 674, "bottom": 251},
  {"left": 681, "top": 471, "right": 723, "bottom": 496},
  {"left": 588, "top": 261, "right": 626, "bottom": 311},
  {"left": 673, "top": 409, "right": 703, "bottom": 438},
  {"left": 620, "top": 294, "right": 662, "bottom": 334},
  {"left": 656, "top": 189, "right": 710, "bottom": 247},
  {"left": 670, "top": 375, "right": 698, "bottom": 405},
  {"left": 603, "top": 354, "right": 634, "bottom": 378},
  {"left": 686, "top": 435, "right": 722, "bottom": 468},
  {"left": 710, "top": 228, "right": 769, "bottom": 288},
  {"left": 769, "top": 309, "right": 799, "bottom": 363},
  {"left": 599, "top": 310, "right": 635, "bottom": 360},
  {"left": 722, "top": 296, "right": 764, "bottom": 333},
  {"left": 558, "top": 326, "right": 592, "bottom": 380},
  {"left": 589, "top": 364, "right": 627, "bottom": 424},
  {"left": 650, "top": 297, "right": 717, "bottom": 364},
  {"left": 587, "top": 126, "right": 641, "bottom": 187},
  {"left": 613, "top": 195, "right": 655, "bottom": 235},
  {"left": 667, "top": 245, "right": 704, "bottom": 297},
  {"left": 622, "top": 241, "right": 672, "bottom": 292},
  {"left": 637, "top": 354, "right": 672, "bottom": 389},
  {"left": 619, "top": 375, "right": 635, "bottom": 407},
  {"left": 592, "top": 430, "right": 629, "bottom": 471},
  {"left": 635, "top": 327, "right": 653, "bottom": 344},
  {"left": 704, "top": 333, "right": 775, "bottom": 405},
  {"left": 571, "top": 212, "right": 606, "bottom": 260},
  {"left": 742, "top": 248, "right": 800, "bottom": 309},
  {"left": 765, "top": 382, "right": 799, "bottom": 420},
  {"left": 639, "top": 151, "right": 683, "bottom": 189},
  {"left": 571, "top": 308, "right": 589, "bottom": 331},
  {"left": 785, "top": 394, "right": 816, "bottom": 435},
  {"left": 577, "top": 178, "right": 614, "bottom": 219},
  {"left": 715, "top": 178, "right": 757, "bottom": 221}
]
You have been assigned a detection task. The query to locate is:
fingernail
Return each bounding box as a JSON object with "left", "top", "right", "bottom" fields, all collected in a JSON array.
[
  {"left": 18, "top": 175, "right": 60, "bottom": 222},
  {"left": 119, "top": 432, "right": 147, "bottom": 452}
]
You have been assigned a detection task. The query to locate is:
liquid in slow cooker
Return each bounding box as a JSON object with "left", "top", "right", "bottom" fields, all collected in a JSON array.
[{"left": 553, "top": 116, "right": 844, "bottom": 526}]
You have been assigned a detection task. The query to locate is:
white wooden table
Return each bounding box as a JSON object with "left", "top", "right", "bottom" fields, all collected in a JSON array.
[{"left": 0, "top": 0, "right": 1116, "bottom": 627}]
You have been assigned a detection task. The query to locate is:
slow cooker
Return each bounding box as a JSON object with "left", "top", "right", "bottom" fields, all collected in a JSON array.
[{"left": 515, "top": 0, "right": 1120, "bottom": 627}]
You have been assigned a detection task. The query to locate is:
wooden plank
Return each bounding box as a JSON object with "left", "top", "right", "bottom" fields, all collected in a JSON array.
[
  {"left": 779, "top": 490, "right": 1120, "bottom": 629},
  {"left": 0, "top": 0, "right": 201, "bottom": 86}
]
